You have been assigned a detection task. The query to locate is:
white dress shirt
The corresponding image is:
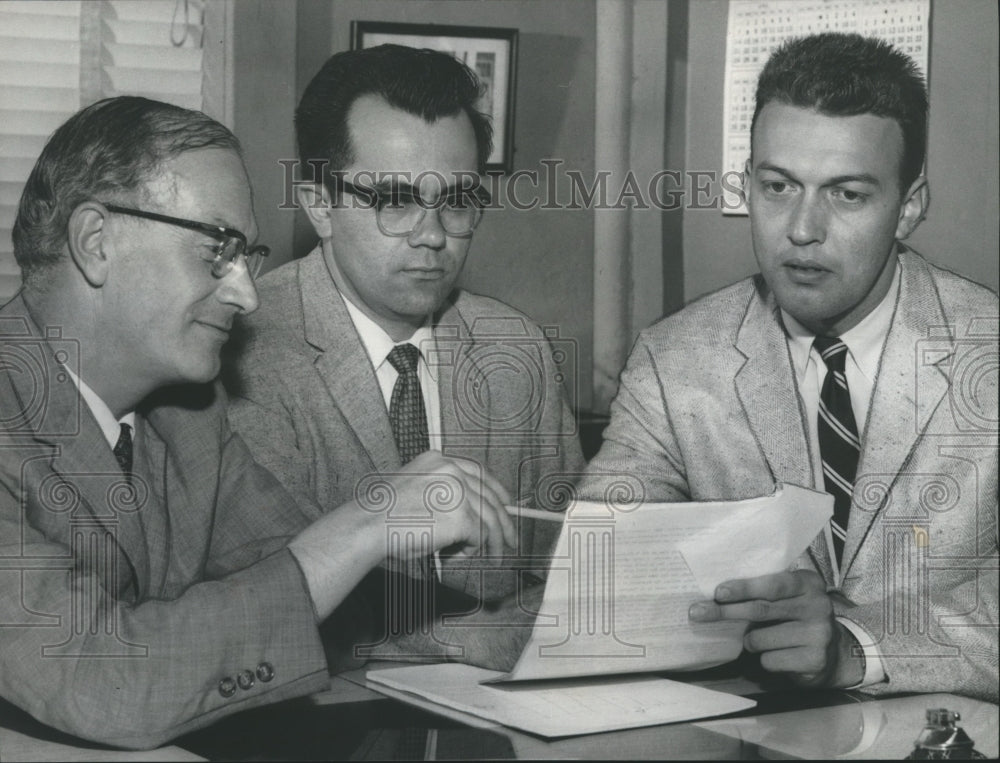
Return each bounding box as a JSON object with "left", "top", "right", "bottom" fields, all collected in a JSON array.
[
  {"left": 340, "top": 295, "right": 445, "bottom": 578},
  {"left": 781, "top": 258, "right": 900, "bottom": 689},
  {"left": 60, "top": 365, "right": 136, "bottom": 450},
  {"left": 340, "top": 295, "right": 442, "bottom": 450}
]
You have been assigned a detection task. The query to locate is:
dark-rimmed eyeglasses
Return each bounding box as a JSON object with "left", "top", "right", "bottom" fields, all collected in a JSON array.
[
  {"left": 331, "top": 179, "right": 490, "bottom": 238},
  {"left": 102, "top": 204, "right": 270, "bottom": 279}
]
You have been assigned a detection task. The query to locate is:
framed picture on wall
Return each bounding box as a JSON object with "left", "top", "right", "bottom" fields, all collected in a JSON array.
[{"left": 351, "top": 21, "right": 518, "bottom": 173}]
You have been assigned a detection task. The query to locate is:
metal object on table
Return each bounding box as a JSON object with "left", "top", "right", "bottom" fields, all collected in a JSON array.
[{"left": 906, "top": 708, "right": 987, "bottom": 759}]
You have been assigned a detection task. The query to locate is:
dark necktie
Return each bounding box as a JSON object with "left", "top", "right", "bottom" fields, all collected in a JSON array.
[
  {"left": 814, "top": 336, "right": 860, "bottom": 565},
  {"left": 387, "top": 343, "right": 430, "bottom": 464},
  {"left": 113, "top": 422, "right": 133, "bottom": 477},
  {"left": 386, "top": 343, "right": 435, "bottom": 586}
]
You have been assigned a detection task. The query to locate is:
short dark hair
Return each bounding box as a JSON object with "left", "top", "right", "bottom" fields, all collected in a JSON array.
[
  {"left": 751, "top": 32, "right": 928, "bottom": 190},
  {"left": 13, "top": 96, "right": 241, "bottom": 286},
  {"left": 296, "top": 44, "right": 494, "bottom": 185}
]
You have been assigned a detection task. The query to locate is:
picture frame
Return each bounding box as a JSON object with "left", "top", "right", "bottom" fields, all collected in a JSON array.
[{"left": 351, "top": 21, "right": 518, "bottom": 173}]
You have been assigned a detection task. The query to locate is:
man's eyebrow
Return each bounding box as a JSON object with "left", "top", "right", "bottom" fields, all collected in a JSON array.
[
  {"left": 755, "top": 163, "right": 881, "bottom": 187},
  {"left": 754, "top": 163, "right": 797, "bottom": 180},
  {"left": 370, "top": 179, "right": 478, "bottom": 196},
  {"left": 824, "top": 173, "right": 881, "bottom": 187},
  {"left": 203, "top": 215, "right": 251, "bottom": 239},
  {"left": 370, "top": 179, "right": 419, "bottom": 194}
]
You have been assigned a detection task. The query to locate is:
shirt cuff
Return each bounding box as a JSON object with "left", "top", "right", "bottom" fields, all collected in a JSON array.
[{"left": 836, "top": 616, "right": 886, "bottom": 688}]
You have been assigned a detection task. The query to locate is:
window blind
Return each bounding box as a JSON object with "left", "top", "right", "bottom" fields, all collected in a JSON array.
[
  {"left": 0, "top": 0, "right": 210, "bottom": 301},
  {"left": 98, "top": 0, "right": 205, "bottom": 110},
  {"left": 0, "top": 1, "right": 82, "bottom": 299}
]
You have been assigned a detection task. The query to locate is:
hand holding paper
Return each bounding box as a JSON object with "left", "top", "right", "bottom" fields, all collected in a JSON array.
[
  {"left": 502, "top": 483, "right": 832, "bottom": 682},
  {"left": 689, "top": 570, "right": 864, "bottom": 688},
  {"left": 363, "top": 484, "right": 834, "bottom": 738},
  {"left": 683, "top": 483, "right": 863, "bottom": 688}
]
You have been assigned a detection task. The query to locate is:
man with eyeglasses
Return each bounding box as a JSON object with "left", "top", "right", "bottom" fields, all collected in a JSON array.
[
  {"left": 0, "top": 96, "right": 519, "bottom": 748},
  {"left": 225, "top": 45, "right": 584, "bottom": 656}
]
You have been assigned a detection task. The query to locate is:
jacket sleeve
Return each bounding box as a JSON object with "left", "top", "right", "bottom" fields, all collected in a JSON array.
[
  {"left": 224, "top": 354, "right": 324, "bottom": 523},
  {"left": 837, "top": 547, "right": 999, "bottom": 702},
  {"left": 0, "top": 498, "right": 329, "bottom": 749},
  {"left": 577, "top": 332, "right": 692, "bottom": 504},
  {"left": 0, "top": 411, "right": 330, "bottom": 749}
]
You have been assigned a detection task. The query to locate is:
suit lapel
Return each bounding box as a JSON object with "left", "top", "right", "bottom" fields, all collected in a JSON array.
[
  {"left": 734, "top": 278, "right": 816, "bottom": 487},
  {"left": 434, "top": 298, "right": 490, "bottom": 469},
  {"left": 43, "top": 406, "right": 150, "bottom": 597},
  {"left": 299, "top": 250, "right": 400, "bottom": 471},
  {"left": 842, "top": 253, "right": 951, "bottom": 575},
  {"left": 3, "top": 298, "right": 148, "bottom": 595},
  {"left": 733, "top": 278, "right": 834, "bottom": 583}
]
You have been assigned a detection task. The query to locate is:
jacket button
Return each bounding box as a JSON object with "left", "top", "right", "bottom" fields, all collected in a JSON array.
[
  {"left": 218, "top": 677, "right": 237, "bottom": 698},
  {"left": 256, "top": 662, "right": 275, "bottom": 683},
  {"left": 237, "top": 669, "right": 255, "bottom": 691}
]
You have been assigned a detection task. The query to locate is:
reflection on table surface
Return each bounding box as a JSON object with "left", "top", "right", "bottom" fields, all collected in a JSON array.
[
  {"left": 2, "top": 672, "right": 997, "bottom": 761},
  {"left": 697, "top": 693, "right": 999, "bottom": 760}
]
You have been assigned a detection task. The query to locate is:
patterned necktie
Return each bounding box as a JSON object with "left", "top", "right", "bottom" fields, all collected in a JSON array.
[
  {"left": 113, "top": 423, "right": 133, "bottom": 477},
  {"left": 814, "top": 336, "right": 860, "bottom": 565},
  {"left": 387, "top": 343, "right": 430, "bottom": 464},
  {"left": 386, "top": 343, "right": 435, "bottom": 589}
]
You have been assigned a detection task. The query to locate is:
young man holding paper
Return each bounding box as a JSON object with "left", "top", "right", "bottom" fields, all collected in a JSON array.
[{"left": 580, "top": 33, "right": 997, "bottom": 701}]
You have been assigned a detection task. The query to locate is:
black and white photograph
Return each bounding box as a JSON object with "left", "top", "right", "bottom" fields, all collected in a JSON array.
[
  {"left": 0, "top": 0, "right": 997, "bottom": 760},
  {"left": 352, "top": 20, "right": 518, "bottom": 171}
]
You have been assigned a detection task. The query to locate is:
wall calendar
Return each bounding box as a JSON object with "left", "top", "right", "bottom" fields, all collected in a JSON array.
[{"left": 722, "top": 0, "right": 930, "bottom": 214}]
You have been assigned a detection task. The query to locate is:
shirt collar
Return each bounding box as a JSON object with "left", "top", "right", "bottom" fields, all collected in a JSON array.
[
  {"left": 60, "top": 365, "right": 136, "bottom": 449},
  {"left": 339, "top": 292, "right": 434, "bottom": 369},
  {"left": 782, "top": 255, "right": 900, "bottom": 382}
]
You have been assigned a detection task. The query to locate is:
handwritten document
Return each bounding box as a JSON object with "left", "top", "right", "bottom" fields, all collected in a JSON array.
[
  {"left": 366, "top": 663, "right": 757, "bottom": 738},
  {"left": 502, "top": 483, "right": 832, "bottom": 681}
]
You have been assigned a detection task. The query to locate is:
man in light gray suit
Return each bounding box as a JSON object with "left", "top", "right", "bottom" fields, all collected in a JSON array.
[
  {"left": 0, "top": 96, "right": 515, "bottom": 748},
  {"left": 582, "top": 33, "right": 997, "bottom": 700},
  {"left": 226, "top": 46, "right": 584, "bottom": 652}
]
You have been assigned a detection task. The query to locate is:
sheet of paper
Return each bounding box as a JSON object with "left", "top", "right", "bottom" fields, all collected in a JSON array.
[
  {"left": 503, "top": 483, "right": 832, "bottom": 681},
  {"left": 309, "top": 674, "right": 386, "bottom": 706},
  {"left": 676, "top": 483, "right": 833, "bottom": 596},
  {"left": 366, "top": 663, "right": 756, "bottom": 738}
]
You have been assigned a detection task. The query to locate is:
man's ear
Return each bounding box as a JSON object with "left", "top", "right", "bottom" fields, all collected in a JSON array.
[
  {"left": 67, "top": 202, "right": 110, "bottom": 287},
  {"left": 296, "top": 183, "right": 335, "bottom": 239},
  {"left": 895, "top": 175, "right": 929, "bottom": 241},
  {"left": 740, "top": 159, "right": 752, "bottom": 209}
]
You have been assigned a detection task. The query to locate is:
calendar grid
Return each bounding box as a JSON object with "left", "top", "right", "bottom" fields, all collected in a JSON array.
[{"left": 722, "top": 0, "right": 930, "bottom": 215}]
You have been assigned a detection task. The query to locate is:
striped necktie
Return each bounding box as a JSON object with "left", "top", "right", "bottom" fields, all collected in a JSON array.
[{"left": 814, "top": 336, "right": 860, "bottom": 564}]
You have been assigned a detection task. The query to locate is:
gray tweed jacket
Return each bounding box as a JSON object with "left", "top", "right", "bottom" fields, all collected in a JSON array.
[
  {"left": 225, "top": 247, "right": 585, "bottom": 602},
  {"left": 581, "top": 249, "right": 998, "bottom": 701}
]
